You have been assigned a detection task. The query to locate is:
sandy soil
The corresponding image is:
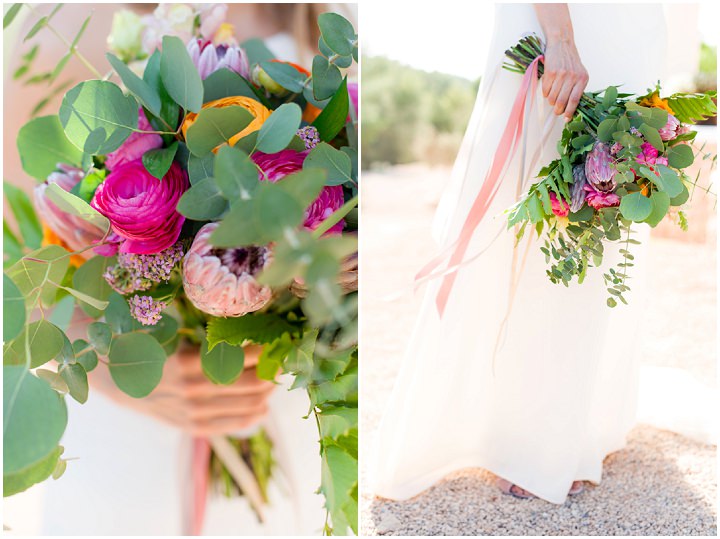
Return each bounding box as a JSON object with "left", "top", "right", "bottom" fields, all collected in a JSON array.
[{"left": 359, "top": 163, "right": 717, "bottom": 536}]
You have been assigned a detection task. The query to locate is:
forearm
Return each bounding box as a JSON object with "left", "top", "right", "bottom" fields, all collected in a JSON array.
[{"left": 534, "top": 4, "right": 575, "bottom": 45}]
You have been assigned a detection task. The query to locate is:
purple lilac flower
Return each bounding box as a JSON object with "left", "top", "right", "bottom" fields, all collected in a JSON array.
[
  {"left": 297, "top": 126, "right": 320, "bottom": 150},
  {"left": 103, "top": 242, "right": 184, "bottom": 295},
  {"left": 128, "top": 295, "right": 166, "bottom": 325}
]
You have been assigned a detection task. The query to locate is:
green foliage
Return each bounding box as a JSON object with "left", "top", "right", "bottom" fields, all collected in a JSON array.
[
  {"left": 203, "top": 69, "right": 258, "bottom": 102},
  {"left": 16, "top": 116, "right": 87, "bottom": 180},
  {"left": 362, "top": 55, "right": 477, "bottom": 168},
  {"left": 142, "top": 142, "right": 178, "bottom": 180},
  {"left": 159, "top": 36, "right": 204, "bottom": 113},
  {"left": 665, "top": 92, "right": 717, "bottom": 124},
  {"left": 3, "top": 366, "right": 68, "bottom": 481},
  {"left": 45, "top": 183, "right": 110, "bottom": 235},
  {"left": 201, "top": 340, "right": 245, "bottom": 385},
  {"left": 3, "top": 274, "right": 26, "bottom": 342},
  {"left": 4, "top": 445, "right": 62, "bottom": 497},
  {"left": 313, "top": 78, "right": 350, "bottom": 142},
  {"left": 185, "top": 106, "right": 254, "bottom": 156},
  {"left": 4, "top": 182, "right": 43, "bottom": 250},
  {"left": 304, "top": 143, "right": 354, "bottom": 186},
  {"left": 59, "top": 80, "right": 139, "bottom": 155},
  {"left": 206, "top": 313, "right": 300, "bottom": 351},
  {"left": 106, "top": 52, "right": 162, "bottom": 117},
  {"left": 255, "top": 103, "right": 303, "bottom": 154},
  {"left": 4, "top": 320, "right": 65, "bottom": 368},
  {"left": 107, "top": 333, "right": 167, "bottom": 398},
  {"left": 7, "top": 245, "right": 71, "bottom": 307}
]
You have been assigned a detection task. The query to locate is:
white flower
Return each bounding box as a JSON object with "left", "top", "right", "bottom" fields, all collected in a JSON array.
[{"left": 107, "top": 10, "right": 144, "bottom": 62}]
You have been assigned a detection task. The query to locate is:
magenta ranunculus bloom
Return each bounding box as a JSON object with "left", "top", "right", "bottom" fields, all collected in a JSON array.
[
  {"left": 105, "top": 109, "right": 163, "bottom": 171},
  {"left": 584, "top": 185, "right": 620, "bottom": 209},
  {"left": 252, "top": 150, "right": 345, "bottom": 234},
  {"left": 549, "top": 192, "right": 570, "bottom": 217},
  {"left": 91, "top": 159, "right": 188, "bottom": 254}
]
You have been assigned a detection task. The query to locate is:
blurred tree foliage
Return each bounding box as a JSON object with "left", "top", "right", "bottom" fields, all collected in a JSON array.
[{"left": 361, "top": 55, "right": 479, "bottom": 169}]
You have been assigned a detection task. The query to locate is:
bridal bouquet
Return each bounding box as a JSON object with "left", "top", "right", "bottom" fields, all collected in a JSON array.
[
  {"left": 504, "top": 35, "right": 717, "bottom": 306},
  {"left": 4, "top": 3, "right": 358, "bottom": 535}
]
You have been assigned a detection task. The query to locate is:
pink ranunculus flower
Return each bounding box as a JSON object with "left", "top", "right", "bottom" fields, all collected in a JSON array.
[
  {"left": 549, "top": 192, "right": 570, "bottom": 217},
  {"left": 186, "top": 38, "right": 249, "bottom": 80},
  {"left": 636, "top": 142, "right": 670, "bottom": 169},
  {"left": 105, "top": 109, "right": 163, "bottom": 171},
  {"left": 34, "top": 164, "right": 106, "bottom": 253},
  {"left": 658, "top": 113, "right": 680, "bottom": 141},
  {"left": 252, "top": 150, "right": 345, "bottom": 234},
  {"left": 584, "top": 185, "right": 620, "bottom": 209},
  {"left": 91, "top": 160, "right": 188, "bottom": 254},
  {"left": 182, "top": 223, "right": 273, "bottom": 317}
]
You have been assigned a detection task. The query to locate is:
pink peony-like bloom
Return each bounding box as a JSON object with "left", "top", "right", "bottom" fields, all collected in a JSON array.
[
  {"left": 584, "top": 185, "right": 620, "bottom": 209},
  {"left": 636, "top": 142, "right": 669, "bottom": 168},
  {"left": 658, "top": 113, "right": 680, "bottom": 141},
  {"left": 585, "top": 142, "right": 617, "bottom": 192},
  {"left": 91, "top": 160, "right": 188, "bottom": 254},
  {"left": 182, "top": 223, "right": 273, "bottom": 317},
  {"left": 105, "top": 109, "right": 163, "bottom": 171},
  {"left": 186, "top": 38, "right": 249, "bottom": 80},
  {"left": 34, "top": 164, "right": 106, "bottom": 253},
  {"left": 252, "top": 150, "right": 345, "bottom": 234},
  {"left": 549, "top": 192, "right": 570, "bottom": 217}
]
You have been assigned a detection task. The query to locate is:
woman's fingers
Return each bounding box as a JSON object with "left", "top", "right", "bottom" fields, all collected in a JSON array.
[
  {"left": 553, "top": 79, "right": 574, "bottom": 116},
  {"left": 564, "top": 79, "right": 587, "bottom": 120},
  {"left": 542, "top": 70, "right": 555, "bottom": 99}
]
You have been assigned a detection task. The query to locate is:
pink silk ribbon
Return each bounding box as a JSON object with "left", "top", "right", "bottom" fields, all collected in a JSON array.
[
  {"left": 414, "top": 55, "right": 544, "bottom": 317},
  {"left": 191, "top": 437, "right": 211, "bottom": 535}
]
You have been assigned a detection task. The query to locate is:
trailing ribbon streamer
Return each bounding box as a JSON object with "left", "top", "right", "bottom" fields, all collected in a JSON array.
[
  {"left": 414, "top": 55, "right": 544, "bottom": 317},
  {"left": 190, "top": 437, "right": 211, "bottom": 536}
]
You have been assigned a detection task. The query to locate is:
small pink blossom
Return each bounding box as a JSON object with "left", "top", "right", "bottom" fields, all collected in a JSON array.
[
  {"left": 658, "top": 114, "right": 680, "bottom": 141},
  {"left": 549, "top": 192, "right": 570, "bottom": 217},
  {"left": 584, "top": 185, "right": 620, "bottom": 209}
]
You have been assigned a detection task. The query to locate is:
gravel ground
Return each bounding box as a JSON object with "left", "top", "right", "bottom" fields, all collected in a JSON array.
[{"left": 359, "top": 163, "right": 717, "bottom": 536}]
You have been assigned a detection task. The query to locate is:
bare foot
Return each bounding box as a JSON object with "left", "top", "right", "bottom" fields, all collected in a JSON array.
[
  {"left": 569, "top": 480, "right": 585, "bottom": 495},
  {"left": 497, "top": 478, "right": 535, "bottom": 499}
]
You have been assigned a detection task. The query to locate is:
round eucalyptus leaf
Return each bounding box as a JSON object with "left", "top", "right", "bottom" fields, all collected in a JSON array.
[
  {"left": 108, "top": 332, "right": 167, "bottom": 398},
  {"left": 59, "top": 80, "right": 138, "bottom": 155},
  {"left": 17, "top": 115, "right": 86, "bottom": 180},
  {"left": 3, "top": 274, "right": 25, "bottom": 342},
  {"left": 201, "top": 340, "right": 245, "bottom": 385},
  {"left": 4, "top": 445, "right": 62, "bottom": 497},
  {"left": 619, "top": 191, "right": 653, "bottom": 222},
  {"left": 3, "top": 366, "right": 68, "bottom": 475},
  {"left": 4, "top": 320, "right": 65, "bottom": 368}
]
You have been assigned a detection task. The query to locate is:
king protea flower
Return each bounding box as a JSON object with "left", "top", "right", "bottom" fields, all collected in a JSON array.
[
  {"left": 585, "top": 142, "right": 617, "bottom": 193},
  {"left": 182, "top": 223, "right": 272, "bottom": 317}
]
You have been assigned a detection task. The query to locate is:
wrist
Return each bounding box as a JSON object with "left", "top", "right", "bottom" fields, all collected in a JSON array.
[{"left": 544, "top": 30, "right": 575, "bottom": 47}]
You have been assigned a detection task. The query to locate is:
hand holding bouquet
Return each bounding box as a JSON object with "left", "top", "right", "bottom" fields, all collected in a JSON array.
[
  {"left": 504, "top": 35, "right": 717, "bottom": 306},
  {"left": 4, "top": 3, "right": 358, "bottom": 534}
]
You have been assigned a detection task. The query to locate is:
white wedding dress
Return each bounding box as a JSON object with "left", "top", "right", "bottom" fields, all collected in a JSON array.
[
  {"left": 372, "top": 4, "right": 669, "bottom": 504},
  {"left": 3, "top": 33, "right": 328, "bottom": 536}
]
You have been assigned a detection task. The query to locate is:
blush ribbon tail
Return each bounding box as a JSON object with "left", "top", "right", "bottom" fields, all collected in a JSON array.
[
  {"left": 414, "top": 55, "right": 544, "bottom": 317},
  {"left": 190, "top": 436, "right": 211, "bottom": 536}
]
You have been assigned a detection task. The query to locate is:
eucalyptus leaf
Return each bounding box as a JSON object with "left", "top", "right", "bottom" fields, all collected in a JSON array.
[
  {"left": 318, "top": 12, "right": 356, "bottom": 57},
  {"left": 106, "top": 52, "right": 162, "bottom": 116},
  {"left": 73, "top": 339, "right": 98, "bottom": 372},
  {"left": 3, "top": 320, "right": 65, "bottom": 368},
  {"left": 619, "top": 191, "right": 653, "bottom": 222},
  {"left": 214, "top": 145, "right": 259, "bottom": 201},
  {"left": 644, "top": 190, "right": 670, "bottom": 228},
  {"left": 72, "top": 255, "right": 114, "bottom": 318},
  {"left": 87, "top": 321, "right": 112, "bottom": 355},
  {"left": 188, "top": 153, "right": 215, "bottom": 185},
  {"left": 313, "top": 78, "right": 349, "bottom": 142},
  {"left": 201, "top": 340, "right": 245, "bottom": 385},
  {"left": 142, "top": 142, "right": 178, "bottom": 180},
  {"left": 641, "top": 165, "right": 684, "bottom": 198},
  {"left": 108, "top": 332, "right": 167, "bottom": 398},
  {"left": 3, "top": 274, "right": 26, "bottom": 342},
  {"left": 666, "top": 144, "right": 694, "bottom": 169},
  {"left": 3, "top": 181, "right": 42, "bottom": 249},
  {"left": 259, "top": 61, "right": 306, "bottom": 93},
  {"left": 3, "top": 366, "right": 68, "bottom": 475},
  {"left": 59, "top": 363, "right": 88, "bottom": 404},
  {"left": 45, "top": 183, "right": 110, "bottom": 235},
  {"left": 185, "top": 106, "right": 254, "bottom": 156},
  {"left": 203, "top": 68, "right": 257, "bottom": 102},
  {"left": 255, "top": 103, "right": 303, "bottom": 154},
  {"left": 3, "top": 445, "right": 61, "bottom": 497},
  {"left": 177, "top": 177, "right": 228, "bottom": 221},
  {"left": 160, "top": 36, "right": 204, "bottom": 113},
  {"left": 7, "top": 245, "right": 71, "bottom": 306},
  {"left": 59, "top": 80, "right": 138, "bottom": 155},
  {"left": 312, "top": 56, "right": 343, "bottom": 101},
  {"left": 304, "top": 142, "right": 353, "bottom": 186},
  {"left": 17, "top": 115, "right": 86, "bottom": 180}
]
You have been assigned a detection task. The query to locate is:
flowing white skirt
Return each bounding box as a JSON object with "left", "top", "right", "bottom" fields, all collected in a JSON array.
[{"left": 371, "top": 4, "right": 667, "bottom": 504}]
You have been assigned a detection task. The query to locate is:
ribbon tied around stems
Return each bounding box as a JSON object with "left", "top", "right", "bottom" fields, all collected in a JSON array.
[{"left": 414, "top": 55, "right": 544, "bottom": 317}]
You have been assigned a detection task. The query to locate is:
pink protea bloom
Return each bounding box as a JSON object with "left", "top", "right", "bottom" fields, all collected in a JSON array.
[
  {"left": 585, "top": 142, "right": 617, "bottom": 192},
  {"left": 91, "top": 160, "right": 188, "bottom": 254},
  {"left": 658, "top": 113, "right": 680, "bottom": 141},
  {"left": 182, "top": 223, "right": 273, "bottom": 317},
  {"left": 105, "top": 109, "right": 163, "bottom": 171},
  {"left": 186, "top": 38, "right": 249, "bottom": 80},
  {"left": 584, "top": 185, "right": 620, "bottom": 209},
  {"left": 252, "top": 149, "right": 345, "bottom": 234},
  {"left": 549, "top": 192, "right": 570, "bottom": 217},
  {"left": 34, "top": 164, "right": 106, "bottom": 253}
]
